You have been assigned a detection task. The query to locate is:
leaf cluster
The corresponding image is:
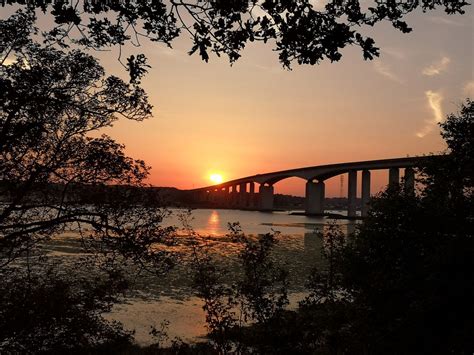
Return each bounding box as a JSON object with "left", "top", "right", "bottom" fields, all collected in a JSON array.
[
  {"left": 192, "top": 222, "right": 289, "bottom": 352},
  {"left": 189, "top": 100, "right": 473, "bottom": 354},
  {"left": 0, "top": 262, "right": 134, "bottom": 353},
  {"left": 3, "top": 1, "right": 469, "bottom": 69},
  {"left": 0, "top": 6, "right": 185, "bottom": 354}
]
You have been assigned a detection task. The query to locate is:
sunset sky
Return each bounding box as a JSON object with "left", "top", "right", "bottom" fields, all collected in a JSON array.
[{"left": 89, "top": 6, "right": 474, "bottom": 197}]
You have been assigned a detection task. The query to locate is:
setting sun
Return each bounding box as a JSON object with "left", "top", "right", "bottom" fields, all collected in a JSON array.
[{"left": 209, "top": 173, "right": 223, "bottom": 184}]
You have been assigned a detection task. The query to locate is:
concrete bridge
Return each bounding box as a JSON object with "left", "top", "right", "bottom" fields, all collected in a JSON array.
[{"left": 189, "top": 156, "right": 438, "bottom": 217}]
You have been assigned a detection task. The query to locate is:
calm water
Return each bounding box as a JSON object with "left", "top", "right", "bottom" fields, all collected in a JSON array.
[
  {"left": 103, "top": 209, "right": 359, "bottom": 344},
  {"left": 163, "top": 208, "right": 356, "bottom": 236},
  {"left": 107, "top": 208, "right": 357, "bottom": 345}
]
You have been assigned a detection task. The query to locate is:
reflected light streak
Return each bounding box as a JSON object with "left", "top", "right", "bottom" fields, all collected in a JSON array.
[{"left": 206, "top": 210, "right": 221, "bottom": 236}]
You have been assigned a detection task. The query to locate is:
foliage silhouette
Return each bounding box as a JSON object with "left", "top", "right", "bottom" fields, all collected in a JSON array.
[
  {"left": 1, "top": 10, "right": 175, "bottom": 271},
  {"left": 0, "top": 10, "right": 178, "bottom": 352},
  {"left": 190, "top": 100, "right": 473, "bottom": 354},
  {"left": 2, "top": 1, "right": 469, "bottom": 74},
  {"left": 0, "top": 262, "right": 133, "bottom": 353},
  {"left": 192, "top": 222, "right": 288, "bottom": 353},
  {"left": 1, "top": 1, "right": 472, "bottom": 352}
]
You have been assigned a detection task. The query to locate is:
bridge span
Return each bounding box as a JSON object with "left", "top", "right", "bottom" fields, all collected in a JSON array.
[{"left": 188, "top": 156, "right": 439, "bottom": 217}]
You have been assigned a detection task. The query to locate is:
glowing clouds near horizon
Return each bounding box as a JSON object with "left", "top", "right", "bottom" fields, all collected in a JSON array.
[{"left": 209, "top": 173, "right": 224, "bottom": 184}]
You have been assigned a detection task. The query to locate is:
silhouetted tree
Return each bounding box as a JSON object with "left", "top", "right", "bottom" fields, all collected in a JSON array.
[
  {"left": 0, "top": 262, "right": 134, "bottom": 353},
  {"left": 319, "top": 100, "right": 474, "bottom": 354},
  {"left": 1, "top": 1, "right": 472, "bottom": 351},
  {"left": 295, "top": 101, "right": 473, "bottom": 354},
  {"left": 421, "top": 99, "right": 473, "bottom": 204},
  {"left": 1, "top": 10, "right": 175, "bottom": 267},
  {"left": 192, "top": 223, "right": 288, "bottom": 352},
  {"left": 0, "top": 11, "right": 177, "bottom": 352},
  {"left": 2, "top": 1, "right": 469, "bottom": 74},
  {"left": 190, "top": 101, "right": 473, "bottom": 354}
]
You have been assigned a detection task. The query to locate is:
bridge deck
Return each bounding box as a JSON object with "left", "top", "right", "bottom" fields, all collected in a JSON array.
[{"left": 190, "top": 155, "right": 441, "bottom": 191}]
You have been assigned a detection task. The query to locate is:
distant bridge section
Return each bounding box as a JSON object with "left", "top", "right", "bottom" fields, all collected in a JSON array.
[{"left": 188, "top": 156, "right": 440, "bottom": 217}]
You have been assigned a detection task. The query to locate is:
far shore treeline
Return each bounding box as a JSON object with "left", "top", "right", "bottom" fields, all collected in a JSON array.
[{"left": 0, "top": 181, "right": 360, "bottom": 210}]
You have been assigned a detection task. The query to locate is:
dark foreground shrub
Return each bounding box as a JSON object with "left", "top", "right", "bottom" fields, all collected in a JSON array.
[{"left": 0, "top": 263, "right": 133, "bottom": 354}]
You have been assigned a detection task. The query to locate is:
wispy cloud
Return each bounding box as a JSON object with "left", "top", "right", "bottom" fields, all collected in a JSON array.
[
  {"left": 429, "top": 16, "right": 465, "bottom": 27},
  {"left": 463, "top": 81, "right": 474, "bottom": 96},
  {"left": 373, "top": 59, "right": 403, "bottom": 83},
  {"left": 250, "top": 63, "right": 284, "bottom": 74},
  {"left": 153, "top": 45, "right": 190, "bottom": 63},
  {"left": 422, "top": 56, "right": 451, "bottom": 76},
  {"left": 382, "top": 47, "right": 408, "bottom": 60},
  {"left": 416, "top": 90, "right": 444, "bottom": 138}
]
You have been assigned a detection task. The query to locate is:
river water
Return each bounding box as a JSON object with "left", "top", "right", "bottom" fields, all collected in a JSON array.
[
  {"left": 105, "top": 208, "right": 357, "bottom": 345},
  {"left": 163, "top": 208, "right": 355, "bottom": 236}
]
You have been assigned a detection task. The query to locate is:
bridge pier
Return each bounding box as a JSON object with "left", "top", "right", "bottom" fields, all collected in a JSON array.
[
  {"left": 218, "top": 188, "right": 226, "bottom": 204},
  {"left": 305, "top": 180, "right": 325, "bottom": 214},
  {"left": 389, "top": 167, "right": 400, "bottom": 188},
  {"left": 361, "top": 170, "right": 371, "bottom": 217},
  {"left": 239, "top": 182, "right": 247, "bottom": 208},
  {"left": 248, "top": 182, "right": 255, "bottom": 208},
  {"left": 404, "top": 167, "right": 415, "bottom": 194},
  {"left": 348, "top": 170, "right": 357, "bottom": 218},
  {"left": 210, "top": 189, "right": 217, "bottom": 203},
  {"left": 259, "top": 184, "right": 274, "bottom": 211},
  {"left": 219, "top": 186, "right": 227, "bottom": 207},
  {"left": 230, "top": 185, "right": 237, "bottom": 206},
  {"left": 190, "top": 156, "right": 439, "bottom": 215}
]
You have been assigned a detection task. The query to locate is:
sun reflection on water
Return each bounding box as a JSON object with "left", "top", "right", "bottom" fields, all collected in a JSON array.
[{"left": 206, "top": 210, "right": 221, "bottom": 236}]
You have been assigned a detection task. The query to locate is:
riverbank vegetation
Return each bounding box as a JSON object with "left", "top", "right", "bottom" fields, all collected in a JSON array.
[
  {"left": 1, "top": 97, "right": 470, "bottom": 353},
  {"left": 1, "top": 2, "right": 472, "bottom": 353},
  {"left": 0, "top": 11, "right": 178, "bottom": 353},
  {"left": 187, "top": 103, "right": 473, "bottom": 352},
  {"left": 164, "top": 100, "right": 472, "bottom": 354}
]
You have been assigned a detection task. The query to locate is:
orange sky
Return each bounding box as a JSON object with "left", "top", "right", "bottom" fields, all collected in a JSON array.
[{"left": 86, "top": 7, "right": 471, "bottom": 196}]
